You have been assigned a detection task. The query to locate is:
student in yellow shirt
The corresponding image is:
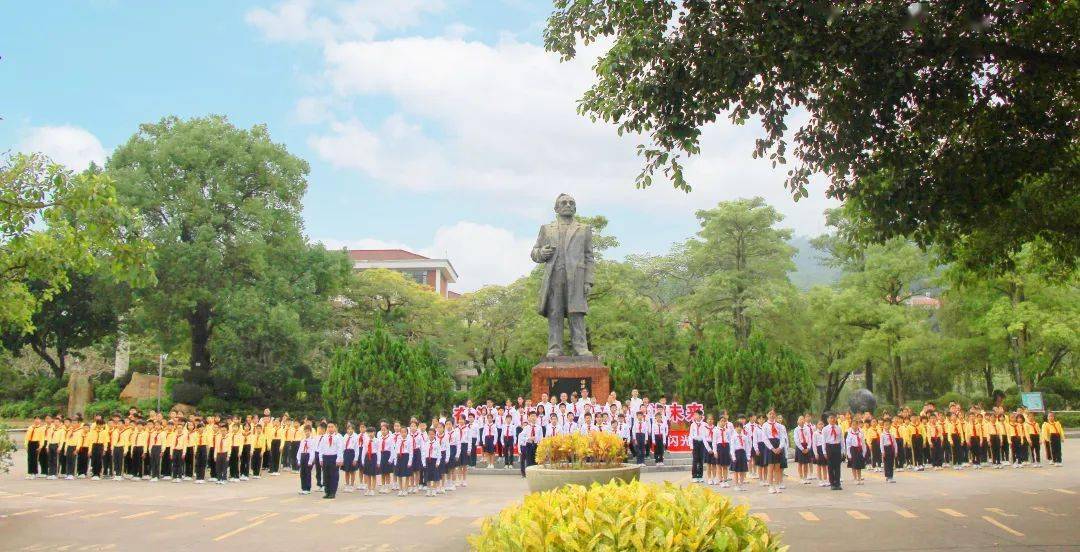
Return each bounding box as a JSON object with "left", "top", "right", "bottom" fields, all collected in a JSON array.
[
  {"left": 111, "top": 420, "right": 130, "bottom": 480},
  {"left": 865, "top": 421, "right": 881, "bottom": 471},
  {"left": 229, "top": 425, "right": 244, "bottom": 481},
  {"left": 131, "top": 421, "right": 150, "bottom": 479},
  {"left": 1008, "top": 413, "right": 1030, "bottom": 467},
  {"left": 52, "top": 420, "right": 69, "bottom": 479},
  {"left": 202, "top": 420, "right": 217, "bottom": 482},
  {"left": 182, "top": 421, "right": 196, "bottom": 480},
  {"left": 64, "top": 421, "right": 86, "bottom": 480},
  {"left": 89, "top": 417, "right": 108, "bottom": 480},
  {"left": 1041, "top": 412, "right": 1065, "bottom": 466},
  {"left": 23, "top": 417, "right": 45, "bottom": 480},
  {"left": 1025, "top": 413, "right": 1043, "bottom": 466}
]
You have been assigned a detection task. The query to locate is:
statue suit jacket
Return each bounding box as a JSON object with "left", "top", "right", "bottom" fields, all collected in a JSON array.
[{"left": 530, "top": 220, "right": 595, "bottom": 316}]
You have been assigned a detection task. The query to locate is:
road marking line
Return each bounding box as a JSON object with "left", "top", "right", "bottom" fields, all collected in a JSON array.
[
  {"left": 290, "top": 513, "right": 319, "bottom": 523},
  {"left": 846, "top": 510, "right": 869, "bottom": 520},
  {"left": 985, "top": 508, "right": 1016, "bottom": 517},
  {"left": 110, "top": 495, "right": 132, "bottom": 501},
  {"left": 854, "top": 492, "right": 872, "bottom": 498},
  {"left": 204, "top": 511, "right": 238, "bottom": 521},
  {"left": 938, "top": 508, "right": 966, "bottom": 518},
  {"left": 895, "top": 509, "right": 918, "bottom": 519},
  {"left": 1019, "top": 490, "right": 1039, "bottom": 495},
  {"left": 752, "top": 512, "right": 770, "bottom": 522},
  {"left": 164, "top": 511, "right": 197, "bottom": 520},
  {"left": 470, "top": 517, "right": 485, "bottom": 527},
  {"left": 1031, "top": 506, "right": 1065, "bottom": 517},
  {"left": 334, "top": 514, "right": 360, "bottom": 525},
  {"left": 47, "top": 509, "right": 85, "bottom": 518},
  {"left": 242, "top": 496, "right": 268, "bottom": 503},
  {"left": 12, "top": 509, "right": 41, "bottom": 516},
  {"left": 121, "top": 510, "right": 159, "bottom": 520},
  {"left": 41, "top": 492, "right": 68, "bottom": 499},
  {"left": 280, "top": 497, "right": 302, "bottom": 504},
  {"left": 81, "top": 510, "right": 118, "bottom": 519},
  {"left": 467, "top": 498, "right": 484, "bottom": 506},
  {"left": 21, "top": 491, "right": 39, "bottom": 496},
  {"left": 56, "top": 545, "right": 73, "bottom": 551},
  {"left": 982, "top": 516, "right": 1024, "bottom": 537},
  {"left": 1053, "top": 488, "right": 1076, "bottom": 495},
  {"left": 207, "top": 496, "right": 233, "bottom": 503},
  {"left": 426, "top": 516, "right": 447, "bottom": 525},
  {"left": 212, "top": 518, "right": 270, "bottom": 542},
  {"left": 799, "top": 512, "right": 819, "bottom": 522},
  {"left": 379, "top": 515, "right": 404, "bottom": 525},
  {"left": 71, "top": 494, "right": 97, "bottom": 500}
]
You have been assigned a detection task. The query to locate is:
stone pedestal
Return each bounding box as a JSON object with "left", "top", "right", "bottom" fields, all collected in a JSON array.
[
  {"left": 67, "top": 373, "right": 92, "bottom": 418},
  {"left": 531, "top": 356, "right": 611, "bottom": 403}
]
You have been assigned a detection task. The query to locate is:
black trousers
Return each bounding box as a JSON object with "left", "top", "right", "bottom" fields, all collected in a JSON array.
[
  {"left": 314, "top": 454, "right": 323, "bottom": 487},
  {"left": 185, "top": 447, "right": 195, "bottom": 477},
  {"left": 240, "top": 445, "right": 251, "bottom": 476},
  {"left": 520, "top": 443, "right": 535, "bottom": 477},
  {"left": 130, "top": 446, "right": 144, "bottom": 477},
  {"left": 950, "top": 435, "right": 963, "bottom": 465},
  {"left": 911, "top": 435, "right": 924, "bottom": 466},
  {"left": 969, "top": 438, "right": 982, "bottom": 465},
  {"left": 1029, "top": 435, "right": 1041, "bottom": 463},
  {"left": 229, "top": 446, "right": 240, "bottom": 479},
  {"left": 26, "top": 442, "right": 40, "bottom": 475},
  {"left": 172, "top": 449, "right": 184, "bottom": 477},
  {"left": 270, "top": 440, "right": 282, "bottom": 473},
  {"left": 870, "top": 439, "right": 882, "bottom": 467},
  {"left": 653, "top": 434, "right": 665, "bottom": 463},
  {"left": 502, "top": 436, "right": 515, "bottom": 466},
  {"left": 826, "top": 443, "right": 842, "bottom": 488},
  {"left": 48, "top": 444, "right": 59, "bottom": 476},
  {"left": 1049, "top": 434, "right": 1062, "bottom": 463},
  {"left": 89, "top": 442, "right": 102, "bottom": 477},
  {"left": 299, "top": 453, "right": 312, "bottom": 491},
  {"left": 691, "top": 440, "right": 704, "bottom": 479},
  {"left": 215, "top": 454, "right": 228, "bottom": 481},
  {"left": 883, "top": 446, "right": 895, "bottom": 479},
  {"left": 77, "top": 448, "right": 89, "bottom": 475},
  {"left": 895, "top": 439, "right": 905, "bottom": 468},
  {"left": 930, "top": 438, "right": 943, "bottom": 466},
  {"left": 990, "top": 435, "right": 1002, "bottom": 464},
  {"left": 196, "top": 445, "right": 209, "bottom": 480},
  {"left": 65, "top": 446, "right": 78, "bottom": 476},
  {"left": 208, "top": 448, "right": 216, "bottom": 478},
  {"left": 149, "top": 445, "right": 162, "bottom": 478},
  {"left": 111, "top": 447, "right": 124, "bottom": 476},
  {"left": 322, "top": 454, "right": 339, "bottom": 497},
  {"left": 634, "top": 434, "right": 647, "bottom": 464},
  {"left": 38, "top": 445, "right": 48, "bottom": 475},
  {"left": 251, "top": 448, "right": 262, "bottom": 476}
]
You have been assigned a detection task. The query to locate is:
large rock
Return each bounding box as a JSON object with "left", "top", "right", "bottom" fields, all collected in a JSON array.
[
  {"left": 848, "top": 388, "right": 878, "bottom": 414},
  {"left": 171, "top": 403, "right": 197, "bottom": 416},
  {"left": 67, "top": 373, "right": 93, "bottom": 418},
  {"left": 120, "top": 372, "right": 162, "bottom": 405}
]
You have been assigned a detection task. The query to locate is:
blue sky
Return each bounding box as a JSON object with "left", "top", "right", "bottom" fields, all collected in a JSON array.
[{"left": 3, "top": 0, "right": 837, "bottom": 291}]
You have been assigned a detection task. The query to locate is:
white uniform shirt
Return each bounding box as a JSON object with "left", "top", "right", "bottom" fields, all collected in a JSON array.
[
  {"left": 314, "top": 432, "right": 344, "bottom": 464},
  {"left": 296, "top": 436, "right": 317, "bottom": 463}
]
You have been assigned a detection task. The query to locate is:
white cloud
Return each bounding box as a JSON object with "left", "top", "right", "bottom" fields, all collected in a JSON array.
[
  {"left": 18, "top": 125, "right": 107, "bottom": 172},
  {"left": 304, "top": 35, "right": 837, "bottom": 235},
  {"left": 318, "top": 221, "right": 535, "bottom": 292},
  {"left": 246, "top": 0, "right": 445, "bottom": 43},
  {"left": 443, "top": 22, "right": 474, "bottom": 40}
]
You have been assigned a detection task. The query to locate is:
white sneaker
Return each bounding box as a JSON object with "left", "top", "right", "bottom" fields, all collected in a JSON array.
[
  {"left": 151, "top": 477, "right": 159, "bottom": 482},
  {"left": 657, "top": 462, "right": 664, "bottom": 466},
  {"left": 173, "top": 478, "right": 181, "bottom": 483},
  {"left": 65, "top": 475, "right": 74, "bottom": 480},
  {"left": 195, "top": 479, "right": 205, "bottom": 484}
]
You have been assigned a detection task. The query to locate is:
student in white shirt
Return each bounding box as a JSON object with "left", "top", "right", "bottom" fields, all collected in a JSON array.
[
  {"left": 501, "top": 414, "right": 517, "bottom": 470},
  {"left": 730, "top": 420, "right": 750, "bottom": 491},
  {"left": 341, "top": 423, "right": 359, "bottom": 492},
  {"left": 392, "top": 426, "right": 412, "bottom": 496},
  {"left": 762, "top": 410, "right": 788, "bottom": 493},
  {"left": 455, "top": 419, "right": 470, "bottom": 488},
  {"left": 688, "top": 411, "right": 706, "bottom": 482},
  {"left": 518, "top": 413, "right": 542, "bottom": 478},
  {"left": 315, "top": 422, "right": 344, "bottom": 499},
  {"left": 632, "top": 412, "right": 649, "bottom": 465},
  {"left": 295, "top": 427, "right": 315, "bottom": 495},
  {"left": 480, "top": 414, "right": 498, "bottom": 469},
  {"left": 715, "top": 415, "right": 732, "bottom": 487},
  {"left": 361, "top": 427, "right": 378, "bottom": 495},
  {"left": 813, "top": 421, "right": 829, "bottom": 487},
  {"left": 703, "top": 414, "right": 718, "bottom": 484},
  {"left": 376, "top": 422, "right": 394, "bottom": 492},
  {"left": 628, "top": 389, "right": 643, "bottom": 418},
  {"left": 651, "top": 411, "right": 669, "bottom": 466},
  {"left": 881, "top": 420, "right": 899, "bottom": 483},
  {"left": 422, "top": 427, "right": 442, "bottom": 496},
  {"left": 845, "top": 418, "right": 867, "bottom": 485},
  {"left": 793, "top": 416, "right": 814, "bottom": 484},
  {"left": 823, "top": 413, "right": 845, "bottom": 490}
]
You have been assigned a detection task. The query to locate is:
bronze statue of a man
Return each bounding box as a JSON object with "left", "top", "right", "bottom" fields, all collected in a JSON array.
[{"left": 531, "top": 193, "right": 595, "bottom": 357}]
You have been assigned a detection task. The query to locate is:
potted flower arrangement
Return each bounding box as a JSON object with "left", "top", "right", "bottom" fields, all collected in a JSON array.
[{"left": 525, "top": 432, "right": 640, "bottom": 493}]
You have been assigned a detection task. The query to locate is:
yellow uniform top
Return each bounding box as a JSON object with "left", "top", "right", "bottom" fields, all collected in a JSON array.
[
  {"left": 111, "top": 427, "right": 129, "bottom": 450},
  {"left": 274, "top": 425, "right": 286, "bottom": 440},
  {"left": 1007, "top": 422, "right": 1027, "bottom": 440},
  {"left": 231, "top": 432, "right": 245, "bottom": 448},
  {"left": 983, "top": 420, "right": 998, "bottom": 436},
  {"left": 1041, "top": 421, "right": 1065, "bottom": 440},
  {"left": 898, "top": 423, "right": 912, "bottom": 441},
  {"left": 864, "top": 426, "right": 879, "bottom": 441},
  {"left": 66, "top": 427, "right": 86, "bottom": 448},
  {"left": 53, "top": 426, "right": 68, "bottom": 446},
  {"left": 839, "top": 419, "right": 850, "bottom": 434},
  {"left": 964, "top": 420, "right": 981, "bottom": 440},
  {"left": 255, "top": 434, "right": 268, "bottom": 449},
  {"left": 1024, "top": 421, "right": 1040, "bottom": 436},
  {"left": 133, "top": 430, "right": 150, "bottom": 448},
  {"left": 285, "top": 427, "right": 296, "bottom": 442},
  {"left": 202, "top": 426, "right": 216, "bottom": 447},
  {"left": 24, "top": 425, "right": 44, "bottom": 446},
  {"left": 264, "top": 424, "right": 276, "bottom": 439}
]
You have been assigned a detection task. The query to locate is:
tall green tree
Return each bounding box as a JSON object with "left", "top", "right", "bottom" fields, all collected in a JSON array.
[
  {"left": 683, "top": 198, "right": 796, "bottom": 346},
  {"left": 323, "top": 324, "right": 455, "bottom": 424},
  {"left": 467, "top": 356, "right": 532, "bottom": 404},
  {"left": 1, "top": 153, "right": 153, "bottom": 335},
  {"left": 610, "top": 342, "right": 663, "bottom": 398},
  {"left": 107, "top": 116, "right": 338, "bottom": 388},
  {"left": 546, "top": 1, "right": 1080, "bottom": 272}
]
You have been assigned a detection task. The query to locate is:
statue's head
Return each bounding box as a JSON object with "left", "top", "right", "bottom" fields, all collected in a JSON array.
[{"left": 554, "top": 193, "right": 577, "bottom": 217}]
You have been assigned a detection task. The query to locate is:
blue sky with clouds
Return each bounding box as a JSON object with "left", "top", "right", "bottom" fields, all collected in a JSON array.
[{"left": 4, "top": 0, "right": 837, "bottom": 292}]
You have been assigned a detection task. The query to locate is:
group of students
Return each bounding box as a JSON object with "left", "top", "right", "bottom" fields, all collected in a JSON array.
[
  {"left": 20, "top": 408, "right": 330, "bottom": 485},
  {"left": 21, "top": 395, "right": 1067, "bottom": 500},
  {"left": 684, "top": 402, "right": 1068, "bottom": 493}
]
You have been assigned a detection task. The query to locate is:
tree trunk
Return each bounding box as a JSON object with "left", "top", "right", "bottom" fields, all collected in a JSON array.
[
  {"left": 864, "top": 360, "right": 874, "bottom": 393},
  {"left": 188, "top": 302, "right": 213, "bottom": 385},
  {"left": 30, "top": 335, "right": 65, "bottom": 379},
  {"left": 823, "top": 371, "right": 851, "bottom": 414},
  {"left": 983, "top": 361, "right": 994, "bottom": 397},
  {"left": 891, "top": 354, "right": 904, "bottom": 406}
]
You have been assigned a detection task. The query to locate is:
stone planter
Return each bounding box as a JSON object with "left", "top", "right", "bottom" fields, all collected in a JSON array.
[{"left": 525, "top": 463, "right": 641, "bottom": 493}]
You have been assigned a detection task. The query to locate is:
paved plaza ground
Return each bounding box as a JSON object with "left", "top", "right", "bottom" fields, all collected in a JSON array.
[{"left": 1, "top": 442, "right": 1078, "bottom": 551}]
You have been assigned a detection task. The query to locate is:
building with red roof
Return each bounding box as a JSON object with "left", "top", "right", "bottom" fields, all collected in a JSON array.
[{"left": 348, "top": 249, "right": 459, "bottom": 299}]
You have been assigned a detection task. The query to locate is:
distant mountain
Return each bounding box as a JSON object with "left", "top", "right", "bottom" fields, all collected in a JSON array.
[{"left": 789, "top": 235, "right": 841, "bottom": 289}]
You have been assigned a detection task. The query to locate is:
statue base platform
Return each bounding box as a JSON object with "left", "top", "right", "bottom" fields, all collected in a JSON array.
[{"left": 531, "top": 356, "right": 611, "bottom": 403}]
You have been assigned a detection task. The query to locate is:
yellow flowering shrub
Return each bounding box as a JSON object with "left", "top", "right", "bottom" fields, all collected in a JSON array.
[
  {"left": 535, "top": 432, "right": 626, "bottom": 469},
  {"left": 469, "top": 480, "right": 786, "bottom": 552}
]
